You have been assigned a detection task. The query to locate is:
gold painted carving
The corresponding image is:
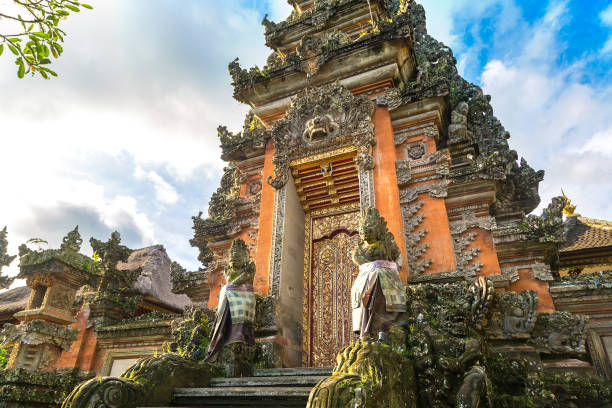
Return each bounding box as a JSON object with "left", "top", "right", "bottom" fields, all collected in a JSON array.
[
  {"left": 290, "top": 146, "right": 356, "bottom": 168},
  {"left": 26, "top": 274, "right": 56, "bottom": 289}
]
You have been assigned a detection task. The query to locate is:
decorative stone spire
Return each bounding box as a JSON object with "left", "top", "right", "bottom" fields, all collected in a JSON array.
[
  {"left": 60, "top": 226, "right": 83, "bottom": 252},
  {"left": 89, "top": 231, "right": 132, "bottom": 273},
  {"left": 88, "top": 231, "right": 142, "bottom": 324},
  {"left": 0, "top": 227, "right": 16, "bottom": 290}
]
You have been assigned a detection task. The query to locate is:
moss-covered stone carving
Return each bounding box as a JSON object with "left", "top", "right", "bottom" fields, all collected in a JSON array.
[
  {"left": 406, "top": 278, "right": 493, "bottom": 407},
  {"left": 62, "top": 354, "right": 214, "bottom": 408},
  {"left": 87, "top": 231, "right": 142, "bottom": 325},
  {"left": 485, "top": 290, "right": 538, "bottom": 339},
  {"left": 1, "top": 319, "right": 79, "bottom": 352},
  {"left": 165, "top": 306, "right": 213, "bottom": 361},
  {"left": 0, "top": 368, "right": 87, "bottom": 407},
  {"left": 18, "top": 227, "right": 92, "bottom": 278},
  {"left": 528, "top": 312, "right": 587, "bottom": 356},
  {"left": 307, "top": 332, "right": 418, "bottom": 408},
  {"left": 217, "top": 111, "right": 266, "bottom": 162},
  {"left": 519, "top": 196, "right": 567, "bottom": 244},
  {"left": 0, "top": 226, "right": 16, "bottom": 290}
]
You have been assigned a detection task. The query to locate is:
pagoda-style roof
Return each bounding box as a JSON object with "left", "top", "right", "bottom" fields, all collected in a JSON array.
[{"left": 562, "top": 216, "right": 612, "bottom": 253}]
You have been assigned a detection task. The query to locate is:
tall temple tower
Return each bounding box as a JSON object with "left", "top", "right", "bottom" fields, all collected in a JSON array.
[{"left": 188, "top": 0, "right": 552, "bottom": 368}]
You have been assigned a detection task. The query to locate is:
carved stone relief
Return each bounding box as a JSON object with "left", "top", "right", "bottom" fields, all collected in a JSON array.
[
  {"left": 268, "top": 186, "right": 287, "bottom": 298},
  {"left": 395, "top": 160, "right": 411, "bottom": 187},
  {"left": 46, "top": 284, "right": 74, "bottom": 311},
  {"left": 407, "top": 142, "right": 426, "bottom": 160},
  {"left": 452, "top": 231, "right": 482, "bottom": 278},
  {"left": 267, "top": 83, "right": 376, "bottom": 189},
  {"left": 399, "top": 180, "right": 449, "bottom": 204},
  {"left": 485, "top": 290, "right": 538, "bottom": 339},
  {"left": 501, "top": 263, "right": 554, "bottom": 282},
  {"left": 449, "top": 212, "right": 496, "bottom": 235},
  {"left": 401, "top": 202, "right": 432, "bottom": 275},
  {"left": 246, "top": 180, "right": 262, "bottom": 196},
  {"left": 358, "top": 168, "right": 375, "bottom": 211}
]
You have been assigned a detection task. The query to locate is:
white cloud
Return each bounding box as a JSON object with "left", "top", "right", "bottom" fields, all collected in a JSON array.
[
  {"left": 601, "top": 4, "right": 612, "bottom": 53},
  {"left": 0, "top": 0, "right": 281, "bottom": 281},
  {"left": 478, "top": 1, "right": 612, "bottom": 220},
  {"left": 134, "top": 166, "right": 179, "bottom": 205}
]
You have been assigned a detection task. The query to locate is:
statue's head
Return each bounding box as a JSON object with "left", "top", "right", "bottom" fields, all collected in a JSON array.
[
  {"left": 360, "top": 207, "right": 388, "bottom": 245},
  {"left": 224, "top": 239, "right": 255, "bottom": 285},
  {"left": 303, "top": 105, "right": 339, "bottom": 143}
]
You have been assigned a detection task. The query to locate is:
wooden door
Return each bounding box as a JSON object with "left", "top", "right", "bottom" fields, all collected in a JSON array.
[{"left": 308, "top": 223, "right": 360, "bottom": 366}]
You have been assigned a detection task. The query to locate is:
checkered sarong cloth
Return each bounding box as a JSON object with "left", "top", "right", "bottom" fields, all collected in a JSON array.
[
  {"left": 218, "top": 284, "right": 256, "bottom": 324},
  {"left": 351, "top": 260, "right": 407, "bottom": 312}
]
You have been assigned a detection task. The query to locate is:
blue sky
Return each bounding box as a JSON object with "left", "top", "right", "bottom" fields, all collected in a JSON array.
[{"left": 0, "top": 0, "right": 611, "bottom": 281}]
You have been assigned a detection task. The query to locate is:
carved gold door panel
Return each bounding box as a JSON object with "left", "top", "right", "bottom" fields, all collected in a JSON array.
[{"left": 303, "top": 209, "right": 360, "bottom": 367}]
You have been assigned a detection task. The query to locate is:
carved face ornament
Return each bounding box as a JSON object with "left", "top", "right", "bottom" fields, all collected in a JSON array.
[{"left": 303, "top": 107, "right": 339, "bottom": 144}]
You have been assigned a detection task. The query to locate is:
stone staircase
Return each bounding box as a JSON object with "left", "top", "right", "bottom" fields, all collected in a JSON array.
[{"left": 166, "top": 367, "right": 333, "bottom": 407}]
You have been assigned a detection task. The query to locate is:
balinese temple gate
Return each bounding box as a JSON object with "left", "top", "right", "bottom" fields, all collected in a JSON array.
[{"left": 186, "top": 0, "right": 553, "bottom": 369}]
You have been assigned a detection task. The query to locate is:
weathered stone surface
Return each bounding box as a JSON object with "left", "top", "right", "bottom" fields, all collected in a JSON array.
[
  {"left": 0, "top": 368, "right": 88, "bottom": 408},
  {"left": 307, "top": 334, "right": 418, "bottom": 408},
  {"left": 1, "top": 319, "right": 79, "bottom": 352},
  {"left": 62, "top": 354, "right": 214, "bottom": 408}
]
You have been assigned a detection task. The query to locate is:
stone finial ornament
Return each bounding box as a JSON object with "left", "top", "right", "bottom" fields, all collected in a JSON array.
[
  {"left": 60, "top": 226, "right": 83, "bottom": 252},
  {"left": 88, "top": 231, "right": 142, "bottom": 324},
  {"left": 0, "top": 227, "right": 16, "bottom": 290},
  {"left": 89, "top": 231, "right": 132, "bottom": 272}
]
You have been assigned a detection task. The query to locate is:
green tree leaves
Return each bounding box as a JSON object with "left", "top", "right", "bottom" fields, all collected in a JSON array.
[{"left": 0, "top": 0, "right": 93, "bottom": 79}]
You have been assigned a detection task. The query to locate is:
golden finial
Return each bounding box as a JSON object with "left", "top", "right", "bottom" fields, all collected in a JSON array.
[{"left": 561, "top": 189, "right": 578, "bottom": 217}]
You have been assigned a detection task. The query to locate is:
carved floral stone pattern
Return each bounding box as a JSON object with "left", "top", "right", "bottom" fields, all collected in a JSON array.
[
  {"left": 401, "top": 201, "right": 431, "bottom": 275},
  {"left": 407, "top": 143, "right": 426, "bottom": 160}
]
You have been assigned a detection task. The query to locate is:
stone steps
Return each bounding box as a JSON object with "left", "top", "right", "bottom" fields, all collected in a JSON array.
[{"left": 168, "top": 367, "right": 333, "bottom": 408}]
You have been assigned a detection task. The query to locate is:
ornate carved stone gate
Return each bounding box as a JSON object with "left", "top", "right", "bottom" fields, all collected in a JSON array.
[{"left": 265, "top": 83, "right": 377, "bottom": 367}]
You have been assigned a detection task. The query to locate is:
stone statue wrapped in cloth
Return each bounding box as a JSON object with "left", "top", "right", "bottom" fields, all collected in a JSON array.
[
  {"left": 351, "top": 207, "right": 407, "bottom": 339},
  {"left": 205, "top": 239, "right": 256, "bottom": 377}
]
